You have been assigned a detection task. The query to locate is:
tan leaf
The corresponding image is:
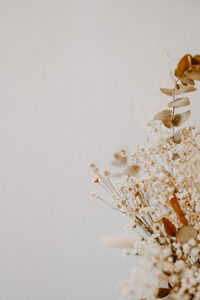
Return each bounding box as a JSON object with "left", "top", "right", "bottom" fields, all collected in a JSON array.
[
  {"left": 185, "top": 65, "right": 200, "bottom": 81},
  {"left": 168, "top": 97, "right": 190, "bottom": 108},
  {"left": 170, "top": 196, "right": 188, "bottom": 225},
  {"left": 192, "top": 55, "right": 200, "bottom": 64},
  {"left": 172, "top": 110, "right": 191, "bottom": 127},
  {"left": 160, "top": 88, "right": 176, "bottom": 96},
  {"left": 161, "top": 217, "right": 177, "bottom": 237},
  {"left": 160, "top": 85, "right": 196, "bottom": 97},
  {"left": 154, "top": 110, "right": 173, "bottom": 121},
  {"left": 177, "top": 225, "right": 198, "bottom": 243},
  {"left": 156, "top": 288, "right": 170, "bottom": 298},
  {"left": 177, "top": 84, "right": 196, "bottom": 95},
  {"left": 175, "top": 54, "right": 200, "bottom": 84},
  {"left": 179, "top": 74, "right": 195, "bottom": 86},
  {"left": 177, "top": 54, "right": 192, "bottom": 73},
  {"left": 162, "top": 119, "right": 172, "bottom": 128}
]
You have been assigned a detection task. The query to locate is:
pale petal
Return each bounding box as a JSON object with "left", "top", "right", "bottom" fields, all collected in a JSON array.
[
  {"left": 177, "top": 225, "right": 198, "bottom": 243},
  {"left": 173, "top": 132, "right": 181, "bottom": 144}
]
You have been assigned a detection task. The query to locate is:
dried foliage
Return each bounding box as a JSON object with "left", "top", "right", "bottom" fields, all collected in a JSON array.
[
  {"left": 156, "top": 288, "right": 171, "bottom": 298},
  {"left": 168, "top": 97, "right": 190, "bottom": 108},
  {"left": 161, "top": 217, "right": 177, "bottom": 237},
  {"left": 175, "top": 54, "right": 200, "bottom": 85},
  {"left": 90, "top": 53, "right": 200, "bottom": 299}
]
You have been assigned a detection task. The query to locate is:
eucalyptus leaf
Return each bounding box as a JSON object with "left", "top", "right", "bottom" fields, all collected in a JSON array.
[
  {"left": 172, "top": 110, "right": 191, "bottom": 127},
  {"left": 185, "top": 65, "right": 200, "bottom": 81},
  {"left": 160, "top": 85, "right": 196, "bottom": 97},
  {"left": 168, "top": 97, "right": 190, "bottom": 108},
  {"left": 154, "top": 110, "right": 173, "bottom": 121}
]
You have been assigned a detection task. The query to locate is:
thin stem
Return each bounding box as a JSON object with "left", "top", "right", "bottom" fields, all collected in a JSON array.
[{"left": 172, "top": 95, "right": 175, "bottom": 137}]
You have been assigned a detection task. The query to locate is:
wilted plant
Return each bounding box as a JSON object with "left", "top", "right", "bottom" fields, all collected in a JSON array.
[{"left": 90, "top": 54, "right": 200, "bottom": 299}]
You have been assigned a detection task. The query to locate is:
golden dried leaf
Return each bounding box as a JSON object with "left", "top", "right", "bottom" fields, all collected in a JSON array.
[
  {"left": 175, "top": 54, "right": 194, "bottom": 85},
  {"left": 154, "top": 110, "right": 173, "bottom": 121},
  {"left": 172, "top": 110, "right": 191, "bottom": 127},
  {"left": 156, "top": 288, "right": 170, "bottom": 298},
  {"left": 168, "top": 97, "right": 190, "bottom": 108},
  {"left": 177, "top": 54, "right": 192, "bottom": 73},
  {"left": 177, "top": 85, "right": 196, "bottom": 95},
  {"left": 175, "top": 54, "right": 200, "bottom": 84},
  {"left": 185, "top": 65, "right": 200, "bottom": 81},
  {"left": 177, "top": 225, "right": 198, "bottom": 243},
  {"left": 179, "top": 74, "right": 195, "bottom": 86},
  {"left": 160, "top": 88, "right": 176, "bottom": 96},
  {"left": 175, "top": 67, "right": 195, "bottom": 85},
  {"left": 162, "top": 119, "right": 172, "bottom": 128},
  {"left": 170, "top": 196, "right": 188, "bottom": 225},
  {"left": 160, "top": 85, "right": 196, "bottom": 97},
  {"left": 161, "top": 217, "right": 177, "bottom": 237},
  {"left": 192, "top": 55, "right": 200, "bottom": 64}
]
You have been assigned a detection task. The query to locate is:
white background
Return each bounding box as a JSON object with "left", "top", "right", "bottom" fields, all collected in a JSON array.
[{"left": 0, "top": 1, "right": 200, "bottom": 299}]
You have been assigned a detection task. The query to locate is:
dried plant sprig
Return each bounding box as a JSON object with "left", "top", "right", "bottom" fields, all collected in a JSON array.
[
  {"left": 91, "top": 53, "right": 200, "bottom": 300},
  {"left": 175, "top": 54, "right": 200, "bottom": 85}
]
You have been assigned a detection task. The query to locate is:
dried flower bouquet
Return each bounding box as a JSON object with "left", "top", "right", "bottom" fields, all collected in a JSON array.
[{"left": 90, "top": 54, "right": 200, "bottom": 299}]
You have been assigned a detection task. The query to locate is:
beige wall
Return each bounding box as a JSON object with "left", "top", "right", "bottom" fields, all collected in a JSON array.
[{"left": 0, "top": 0, "right": 200, "bottom": 299}]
